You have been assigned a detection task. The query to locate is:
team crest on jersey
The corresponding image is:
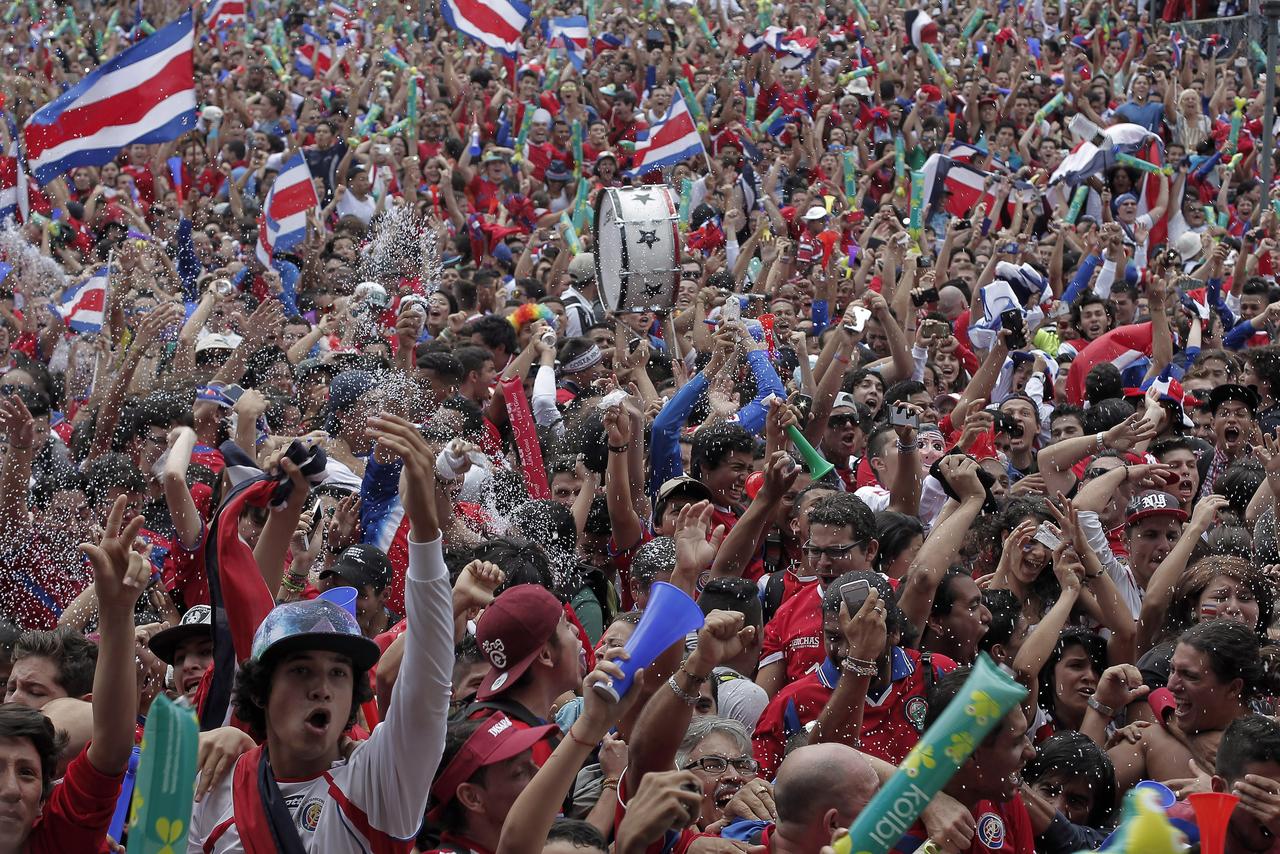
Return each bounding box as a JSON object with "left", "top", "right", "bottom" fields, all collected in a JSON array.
[
  {"left": 302, "top": 798, "right": 325, "bottom": 831},
  {"left": 905, "top": 696, "right": 929, "bottom": 732},
  {"left": 977, "top": 812, "right": 1005, "bottom": 848}
]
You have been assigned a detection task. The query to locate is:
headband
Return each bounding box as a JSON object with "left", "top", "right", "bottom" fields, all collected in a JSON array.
[{"left": 562, "top": 344, "right": 603, "bottom": 374}]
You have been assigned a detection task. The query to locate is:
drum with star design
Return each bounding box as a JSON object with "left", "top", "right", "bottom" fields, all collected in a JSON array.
[{"left": 593, "top": 184, "right": 681, "bottom": 314}]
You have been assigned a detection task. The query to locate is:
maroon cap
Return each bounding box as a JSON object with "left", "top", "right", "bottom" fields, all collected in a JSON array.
[
  {"left": 429, "top": 713, "right": 558, "bottom": 816},
  {"left": 1126, "top": 490, "right": 1188, "bottom": 525},
  {"left": 474, "top": 584, "right": 564, "bottom": 700}
]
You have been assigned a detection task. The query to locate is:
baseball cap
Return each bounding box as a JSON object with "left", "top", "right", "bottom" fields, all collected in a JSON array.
[
  {"left": 832, "top": 391, "right": 858, "bottom": 412},
  {"left": 803, "top": 205, "right": 829, "bottom": 221},
  {"left": 1125, "top": 490, "right": 1188, "bottom": 525},
  {"left": 195, "top": 333, "right": 238, "bottom": 353},
  {"left": 568, "top": 252, "right": 596, "bottom": 283},
  {"left": 148, "top": 605, "right": 212, "bottom": 665},
  {"left": 475, "top": 584, "right": 565, "bottom": 700},
  {"left": 656, "top": 474, "right": 714, "bottom": 506},
  {"left": 249, "top": 598, "right": 381, "bottom": 671},
  {"left": 324, "top": 370, "right": 377, "bottom": 434},
  {"left": 545, "top": 160, "right": 572, "bottom": 182},
  {"left": 1207, "top": 383, "right": 1260, "bottom": 415},
  {"left": 428, "top": 713, "right": 559, "bottom": 817},
  {"left": 320, "top": 544, "right": 393, "bottom": 593}
]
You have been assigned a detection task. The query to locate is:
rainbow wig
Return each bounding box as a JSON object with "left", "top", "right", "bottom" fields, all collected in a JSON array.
[{"left": 509, "top": 303, "right": 557, "bottom": 332}]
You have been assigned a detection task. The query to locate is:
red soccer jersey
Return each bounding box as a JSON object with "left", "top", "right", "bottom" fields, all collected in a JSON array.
[
  {"left": 752, "top": 648, "right": 955, "bottom": 779},
  {"left": 759, "top": 585, "right": 824, "bottom": 684},
  {"left": 26, "top": 748, "right": 123, "bottom": 854},
  {"left": 891, "top": 796, "right": 1036, "bottom": 854}
]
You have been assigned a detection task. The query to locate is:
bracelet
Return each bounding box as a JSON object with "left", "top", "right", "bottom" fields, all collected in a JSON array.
[
  {"left": 608, "top": 443, "right": 630, "bottom": 454},
  {"left": 601, "top": 777, "right": 621, "bottom": 790},
  {"left": 667, "top": 674, "right": 700, "bottom": 705},
  {"left": 280, "top": 577, "right": 305, "bottom": 594},
  {"left": 567, "top": 725, "right": 597, "bottom": 748},
  {"left": 834, "top": 354, "right": 851, "bottom": 364},
  {"left": 1093, "top": 432, "right": 1106, "bottom": 454},
  {"left": 1086, "top": 695, "right": 1116, "bottom": 718},
  {"left": 896, "top": 440, "right": 917, "bottom": 454},
  {"left": 679, "top": 663, "right": 710, "bottom": 684},
  {"left": 841, "top": 656, "right": 878, "bottom": 678}
]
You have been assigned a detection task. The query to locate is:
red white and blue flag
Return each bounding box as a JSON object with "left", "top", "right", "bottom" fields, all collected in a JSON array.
[
  {"left": 202, "top": 0, "right": 245, "bottom": 29},
  {"left": 594, "top": 32, "right": 625, "bottom": 54},
  {"left": 625, "top": 91, "right": 706, "bottom": 177},
  {"left": 0, "top": 113, "right": 28, "bottom": 225},
  {"left": 738, "top": 27, "right": 818, "bottom": 69},
  {"left": 1066, "top": 323, "right": 1155, "bottom": 405},
  {"left": 543, "top": 16, "right": 589, "bottom": 71},
  {"left": 295, "top": 41, "right": 344, "bottom": 79},
  {"left": 440, "top": 0, "right": 530, "bottom": 55},
  {"left": 256, "top": 153, "right": 319, "bottom": 266},
  {"left": 57, "top": 267, "right": 110, "bottom": 333},
  {"left": 24, "top": 12, "right": 197, "bottom": 187}
]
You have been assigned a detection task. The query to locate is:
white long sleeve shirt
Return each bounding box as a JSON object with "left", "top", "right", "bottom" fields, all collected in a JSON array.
[{"left": 190, "top": 536, "right": 454, "bottom": 852}]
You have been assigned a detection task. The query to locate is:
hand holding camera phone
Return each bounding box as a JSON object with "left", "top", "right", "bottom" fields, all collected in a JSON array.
[
  {"left": 889, "top": 403, "right": 920, "bottom": 429},
  {"left": 840, "top": 579, "right": 871, "bottom": 615},
  {"left": 1000, "top": 308, "right": 1027, "bottom": 349}
]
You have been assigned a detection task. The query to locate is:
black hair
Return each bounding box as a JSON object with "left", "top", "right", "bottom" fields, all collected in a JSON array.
[
  {"left": 1081, "top": 398, "right": 1135, "bottom": 434},
  {"left": 807, "top": 492, "right": 877, "bottom": 547},
  {"left": 82, "top": 452, "right": 145, "bottom": 506},
  {"left": 416, "top": 350, "right": 465, "bottom": 382},
  {"left": 690, "top": 423, "right": 755, "bottom": 479},
  {"left": 1217, "top": 460, "right": 1265, "bottom": 518},
  {"left": 980, "top": 589, "right": 1021, "bottom": 653},
  {"left": 1025, "top": 731, "right": 1117, "bottom": 828},
  {"left": 1217, "top": 715, "right": 1280, "bottom": 782},
  {"left": 452, "top": 345, "right": 494, "bottom": 379},
  {"left": 471, "top": 537, "right": 557, "bottom": 597},
  {"left": 699, "top": 576, "right": 763, "bottom": 628},
  {"left": 841, "top": 367, "right": 885, "bottom": 397},
  {"left": 1248, "top": 345, "right": 1280, "bottom": 398},
  {"left": 13, "top": 627, "right": 98, "bottom": 698},
  {"left": 463, "top": 314, "right": 519, "bottom": 357},
  {"left": 231, "top": 651, "right": 374, "bottom": 743},
  {"left": 883, "top": 380, "right": 927, "bottom": 411},
  {"left": 1048, "top": 403, "right": 1085, "bottom": 430},
  {"left": 821, "top": 570, "right": 905, "bottom": 638},
  {"left": 546, "top": 819, "right": 608, "bottom": 852},
  {"left": 865, "top": 423, "right": 898, "bottom": 461},
  {"left": 873, "top": 511, "right": 925, "bottom": 574},
  {"left": 1070, "top": 291, "right": 1115, "bottom": 335},
  {"left": 1083, "top": 364, "right": 1123, "bottom": 407},
  {"left": 0, "top": 703, "right": 69, "bottom": 798},
  {"left": 1178, "top": 620, "right": 1280, "bottom": 700},
  {"left": 631, "top": 537, "right": 676, "bottom": 592},
  {"left": 1038, "top": 628, "right": 1108, "bottom": 725},
  {"left": 508, "top": 499, "right": 578, "bottom": 555}
]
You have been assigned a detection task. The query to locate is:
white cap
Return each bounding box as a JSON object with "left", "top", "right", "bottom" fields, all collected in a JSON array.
[{"left": 803, "top": 205, "right": 829, "bottom": 221}]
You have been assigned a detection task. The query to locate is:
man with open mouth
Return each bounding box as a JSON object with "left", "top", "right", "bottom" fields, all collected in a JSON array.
[
  {"left": 188, "top": 416, "right": 454, "bottom": 852},
  {"left": 1200, "top": 384, "right": 1261, "bottom": 502}
]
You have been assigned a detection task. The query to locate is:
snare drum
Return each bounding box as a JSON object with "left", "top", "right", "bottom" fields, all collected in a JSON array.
[{"left": 593, "top": 185, "right": 681, "bottom": 313}]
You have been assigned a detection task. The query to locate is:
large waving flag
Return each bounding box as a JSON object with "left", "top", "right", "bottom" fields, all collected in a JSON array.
[
  {"left": 919, "top": 153, "right": 1037, "bottom": 219},
  {"left": 1066, "top": 323, "right": 1155, "bottom": 405},
  {"left": 625, "top": 91, "right": 706, "bottom": 177},
  {"left": 202, "top": 0, "right": 245, "bottom": 28},
  {"left": 256, "top": 153, "right": 319, "bottom": 266},
  {"left": 24, "top": 12, "right": 197, "bottom": 187},
  {"left": 543, "top": 16, "right": 589, "bottom": 71},
  {"left": 56, "top": 267, "right": 110, "bottom": 333},
  {"left": 441, "top": 0, "right": 530, "bottom": 55},
  {"left": 0, "top": 113, "right": 28, "bottom": 225},
  {"left": 738, "top": 26, "right": 817, "bottom": 69}
]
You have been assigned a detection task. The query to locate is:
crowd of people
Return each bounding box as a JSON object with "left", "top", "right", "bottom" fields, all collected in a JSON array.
[{"left": 3, "top": 0, "right": 1280, "bottom": 851}]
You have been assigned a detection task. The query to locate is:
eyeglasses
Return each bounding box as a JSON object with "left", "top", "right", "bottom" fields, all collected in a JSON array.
[
  {"left": 802, "top": 541, "right": 861, "bottom": 559},
  {"left": 683, "top": 755, "right": 760, "bottom": 775}
]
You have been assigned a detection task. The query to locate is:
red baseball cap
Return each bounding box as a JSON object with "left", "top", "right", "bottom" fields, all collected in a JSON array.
[
  {"left": 429, "top": 713, "right": 558, "bottom": 817},
  {"left": 474, "top": 584, "right": 564, "bottom": 700}
]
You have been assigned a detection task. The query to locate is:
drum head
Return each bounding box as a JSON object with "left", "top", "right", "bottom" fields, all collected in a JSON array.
[{"left": 593, "top": 185, "right": 680, "bottom": 314}]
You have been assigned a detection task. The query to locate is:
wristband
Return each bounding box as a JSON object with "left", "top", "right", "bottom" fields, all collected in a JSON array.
[
  {"left": 841, "top": 656, "right": 878, "bottom": 677},
  {"left": 1086, "top": 695, "right": 1116, "bottom": 718},
  {"left": 608, "top": 443, "right": 630, "bottom": 454},
  {"left": 896, "top": 440, "right": 918, "bottom": 454},
  {"left": 667, "top": 674, "right": 700, "bottom": 705},
  {"left": 679, "top": 663, "right": 710, "bottom": 683}
]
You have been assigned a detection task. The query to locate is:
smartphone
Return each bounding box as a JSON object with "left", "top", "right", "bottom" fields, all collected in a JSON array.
[
  {"left": 840, "top": 579, "right": 871, "bottom": 615},
  {"left": 222, "top": 384, "right": 246, "bottom": 404},
  {"left": 1002, "top": 242, "right": 1020, "bottom": 255},
  {"left": 922, "top": 319, "right": 951, "bottom": 339},
  {"left": 305, "top": 494, "right": 323, "bottom": 538},
  {"left": 889, "top": 403, "right": 920, "bottom": 429},
  {"left": 1000, "top": 308, "right": 1027, "bottom": 349},
  {"left": 1032, "top": 524, "right": 1061, "bottom": 551},
  {"left": 845, "top": 305, "right": 872, "bottom": 333},
  {"left": 792, "top": 393, "right": 813, "bottom": 422}
]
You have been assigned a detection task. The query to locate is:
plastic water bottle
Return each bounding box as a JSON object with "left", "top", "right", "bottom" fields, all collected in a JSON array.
[{"left": 469, "top": 128, "right": 481, "bottom": 158}]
